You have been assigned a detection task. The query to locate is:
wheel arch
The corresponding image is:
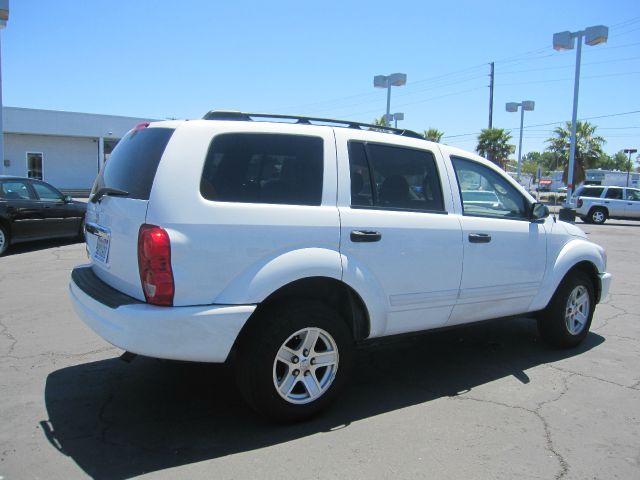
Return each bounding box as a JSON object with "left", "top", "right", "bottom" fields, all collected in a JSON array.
[
  {"left": 530, "top": 239, "right": 605, "bottom": 311},
  {"left": 234, "top": 276, "right": 371, "bottom": 351},
  {"left": 563, "top": 261, "right": 601, "bottom": 303}
]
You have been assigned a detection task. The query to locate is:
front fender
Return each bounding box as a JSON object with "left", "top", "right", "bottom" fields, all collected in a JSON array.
[
  {"left": 213, "top": 247, "right": 342, "bottom": 304},
  {"left": 529, "top": 238, "right": 606, "bottom": 311}
]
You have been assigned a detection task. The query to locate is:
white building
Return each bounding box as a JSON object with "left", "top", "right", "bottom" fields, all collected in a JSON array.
[{"left": 1, "top": 107, "right": 156, "bottom": 194}]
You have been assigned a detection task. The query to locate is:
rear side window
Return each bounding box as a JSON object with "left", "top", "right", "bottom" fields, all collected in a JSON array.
[
  {"left": 91, "top": 127, "right": 175, "bottom": 200},
  {"left": 348, "top": 141, "right": 445, "bottom": 212},
  {"left": 200, "top": 133, "right": 323, "bottom": 206},
  {"left": 577, "top": 186, "right": 604, "bottom": 198}
]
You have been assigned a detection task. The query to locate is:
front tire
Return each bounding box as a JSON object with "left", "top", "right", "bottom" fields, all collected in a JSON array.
[
  {"left": 235, "top": 301, "right": 354, "bottom": 422},
  {"left": 0, "top": 224, "right": 9, "bottom": 256},
  {"left": 537, "top": 270, "right": 595, "bottom": 348}
]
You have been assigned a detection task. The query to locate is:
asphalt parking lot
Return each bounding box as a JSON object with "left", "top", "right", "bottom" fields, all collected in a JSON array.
[{"left": 1, "top": 220, "right": 639, "bottom": 480}]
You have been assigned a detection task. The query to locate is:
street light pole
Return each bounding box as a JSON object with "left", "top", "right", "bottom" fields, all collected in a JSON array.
[
  {"left": 506, "top": 101, "right": 535, "bottom": 182},
  {"left": 392, "top": 112, "right": 404, "bottom": 129},
  {"left": 567, "top": 35, "right": 583, "bottom": 204},
  {"left": 374, "top": 73, "right": 407, "bottom": 127},
  {"left": 0, "top": 1, "right": 8, "bottom": 176},
  {"left": 624, "top": 148, "right": 637, "bottom": 187},
  {"left": 553, "top": 25, "right": 608, "bottom": 217},
  {"left": 385, "top": 85, "right": 392, "bottom": 128}
]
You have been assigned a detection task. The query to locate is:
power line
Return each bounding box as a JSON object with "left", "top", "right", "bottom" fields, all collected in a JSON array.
[
  {"left": 272, "top": 16, "right": 640, "bottom": 117},
  {"left": 442, "top": 110, "right": 640, "bottom": 139}
]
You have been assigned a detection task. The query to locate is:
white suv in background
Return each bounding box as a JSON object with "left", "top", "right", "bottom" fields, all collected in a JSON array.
[
  {"left": 574, "top": 185, "right": 640, "bottom": 224},
  {"left": 69, "top": 112, "right": 611, "bottom": 421}
]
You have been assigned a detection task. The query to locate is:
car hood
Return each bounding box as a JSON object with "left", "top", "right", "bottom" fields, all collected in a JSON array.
[{"left": 558, "top": 220, "right": 587, "bottom": 239}]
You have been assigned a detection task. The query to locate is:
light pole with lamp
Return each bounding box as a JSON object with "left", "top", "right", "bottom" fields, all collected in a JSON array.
[
  {"left": 506, "top": 100, "right": 535, "bottom": 182},
  {"left": 374, "top": 73, "right": 407, "bottom": 127},
  {"left": 392, "top": 112, "right": 404, "bottom": 128},
  {"left": 624, "top": 148, "right": 637, "bottom": 187},
  {"left": 553, "top": 25, "right": 608, "bottom": 221},
  {"left": 0, "top": 1, "right": 9, "bottom": 176}
]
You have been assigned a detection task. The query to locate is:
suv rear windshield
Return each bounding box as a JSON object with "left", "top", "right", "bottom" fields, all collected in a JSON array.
[
  {"left": 576, "top": 186, "right": 604, "bottom": 198},
  {"left": 91, "top": 127, "right": 175, "bottom": 200},
  {"left": 200, "top": 133, "right": 324, "bottom": 206}
]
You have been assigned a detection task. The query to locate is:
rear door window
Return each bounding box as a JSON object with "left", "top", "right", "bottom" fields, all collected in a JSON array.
[
  {"left": 605, "top": 188, "right": 623, "bottom": 200},
  {"left": 91, "top": 126, "right": 175, "bottom": 200},
  {"left": 200, "top": 133, "right": 324, "bottom": 206},
  {"left": 0, "top": 181, "right": 35, "bottom": 200},
  {"left": 348, "top": 141, "right": 445, "bottom": 212}
]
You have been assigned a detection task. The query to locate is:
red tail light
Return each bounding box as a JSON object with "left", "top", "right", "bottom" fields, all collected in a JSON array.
[
  {"left": 577, "top": 198, "right": 583, "bottom": 208},
  {"left": 138, "top": 224, "right": 174, "bottom": 306}
]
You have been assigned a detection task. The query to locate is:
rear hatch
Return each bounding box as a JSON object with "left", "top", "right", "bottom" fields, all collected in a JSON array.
[{"left": 85, "top": 124, "right": 175, "bottom": 300}]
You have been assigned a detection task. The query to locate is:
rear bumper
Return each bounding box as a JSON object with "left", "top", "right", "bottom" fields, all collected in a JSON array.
[
  {"left": 69, "top": 266, "right": 255, "bottom": 362},
  {"left": 598, "top": 272, "right": 612, "bottom": 303}
]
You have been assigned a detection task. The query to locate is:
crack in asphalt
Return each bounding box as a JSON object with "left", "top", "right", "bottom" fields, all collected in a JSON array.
[
  {"left": 0, "top": 346, "right": 117, "bottom": 363},
  {"left": 592, "top": 304, "right": 632, "bottom": 333},
  {"left": 0, "top": 318, "right": 18, "bottom": 356},
  {"left": 546, "top": 364, "right": 640, "bottom": 391},
  {"left": 450, "top": 373, "right": 574, "bottom": 480}
]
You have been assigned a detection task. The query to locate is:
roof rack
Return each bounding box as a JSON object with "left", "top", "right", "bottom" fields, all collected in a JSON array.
[{"left": 202, "top": 110, "right": 425, "bottom": 140}]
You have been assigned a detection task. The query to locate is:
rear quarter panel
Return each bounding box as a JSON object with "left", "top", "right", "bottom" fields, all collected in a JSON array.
[{"left": 145, "top": 121, "right": 342, "bottom": 307}]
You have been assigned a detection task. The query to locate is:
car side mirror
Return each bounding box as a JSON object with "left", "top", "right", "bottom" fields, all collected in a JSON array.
[
  {"left": 531, "top": 202, "right": 549, "bottom": 222},
  {"left": 64, "top": 195, "right": 73, "bottom": 203}
]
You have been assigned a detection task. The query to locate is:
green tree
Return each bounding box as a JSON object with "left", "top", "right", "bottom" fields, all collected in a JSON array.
[
  {"left": 596, "top": 151, "right": 629, "bottom": 170},
  {"left": 521, "top": 151, "right": 563, "bottom": 175},
  {"left": 423, "top": 128, "right": 444, "bottom": 142},
  {"left": 372, "top": 115, "right": 386, "bottom": 127},
  {"left": 476, "top": 128, "right": 515, "bottom": 168},
  {"left": 545, "top": 121, "right": 605, "bottom": 186}
]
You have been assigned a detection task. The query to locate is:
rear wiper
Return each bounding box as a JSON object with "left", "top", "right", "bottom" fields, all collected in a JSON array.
[{"left": 90, "top": 187, "right": 129, "bottom": 203}]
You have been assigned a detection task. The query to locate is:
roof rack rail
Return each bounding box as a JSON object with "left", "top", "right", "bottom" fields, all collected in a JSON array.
[{"left": 202, "top": 110, "right": 425, "bottom": 140}]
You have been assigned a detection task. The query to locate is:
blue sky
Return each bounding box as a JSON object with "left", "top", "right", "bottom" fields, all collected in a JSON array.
[{"left": 2, "top": 0, "right": 639, "bottom": 156}]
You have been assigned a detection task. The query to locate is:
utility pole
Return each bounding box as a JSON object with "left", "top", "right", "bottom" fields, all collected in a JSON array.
[{"left": 488, "top": 62, "right": 494, "bottom": 129}]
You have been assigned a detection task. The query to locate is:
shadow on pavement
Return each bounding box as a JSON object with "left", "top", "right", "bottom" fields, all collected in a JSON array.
[
  {"left": 42, "top": 317, "right": 604, "bottom": 479},
  {"left": 5, "top": 237, "right": 83, "bottom": 256}
]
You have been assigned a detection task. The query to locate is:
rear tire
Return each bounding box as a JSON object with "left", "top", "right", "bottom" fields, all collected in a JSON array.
[
  {"left": 589, "top": 207, "right": 607, "bottom": 224},
  {"left": 235, "top": 300, "right": 354, "bottom": 422},
  {"left": 537, "top": 270, "right": 594, "bottom": 348},
  {"left": 0, "top": 224, "right": 9, "bottom": 256}
]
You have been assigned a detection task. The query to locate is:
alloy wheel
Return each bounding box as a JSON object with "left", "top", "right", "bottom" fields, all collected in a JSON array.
[
  {"left": 565, "top": 285, "right": 590, "bottom": 335},
  {"left": 272, "top": 327, "right": 339, "bottom": 404}
]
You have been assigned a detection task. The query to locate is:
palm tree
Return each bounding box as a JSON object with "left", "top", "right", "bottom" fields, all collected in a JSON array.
[
  {"left": 424, "top": 128, "right": 444, "bottom": 142},
  {"left": 545, "top": 121, "right": 605, "bottom": 186},
  {"left": 476, "top": 128, "right": 515, "bottom": 169}
]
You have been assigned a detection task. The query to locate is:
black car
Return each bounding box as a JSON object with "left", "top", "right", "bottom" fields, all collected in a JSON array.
[{"left": 0, "top": 176, "right": 86, "bottom": 256}]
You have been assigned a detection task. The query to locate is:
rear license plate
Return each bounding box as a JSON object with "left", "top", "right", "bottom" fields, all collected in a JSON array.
[{"left": 94, "top": 236, "right": 111, "bottom": 264}]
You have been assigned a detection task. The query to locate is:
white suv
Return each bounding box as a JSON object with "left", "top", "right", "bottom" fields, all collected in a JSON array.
[
  {"left": 69, "top": 112, "right": 611, "bottom": 421},
  {"left": 574, "top": 185, "right": 640, "bottom": 224}
]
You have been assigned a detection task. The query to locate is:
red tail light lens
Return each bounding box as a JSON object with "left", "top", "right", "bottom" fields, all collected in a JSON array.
[{"left": 138, "top": 224, "right": 174, "bottom": 306}]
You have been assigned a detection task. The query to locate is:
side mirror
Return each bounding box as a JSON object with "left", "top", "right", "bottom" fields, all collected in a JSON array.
[
  {"left": 531, "top": 202, "right": 549, "bottom": 222},
  {"left": 64, "top": 195, "right": 73, "bottom": 203}
]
